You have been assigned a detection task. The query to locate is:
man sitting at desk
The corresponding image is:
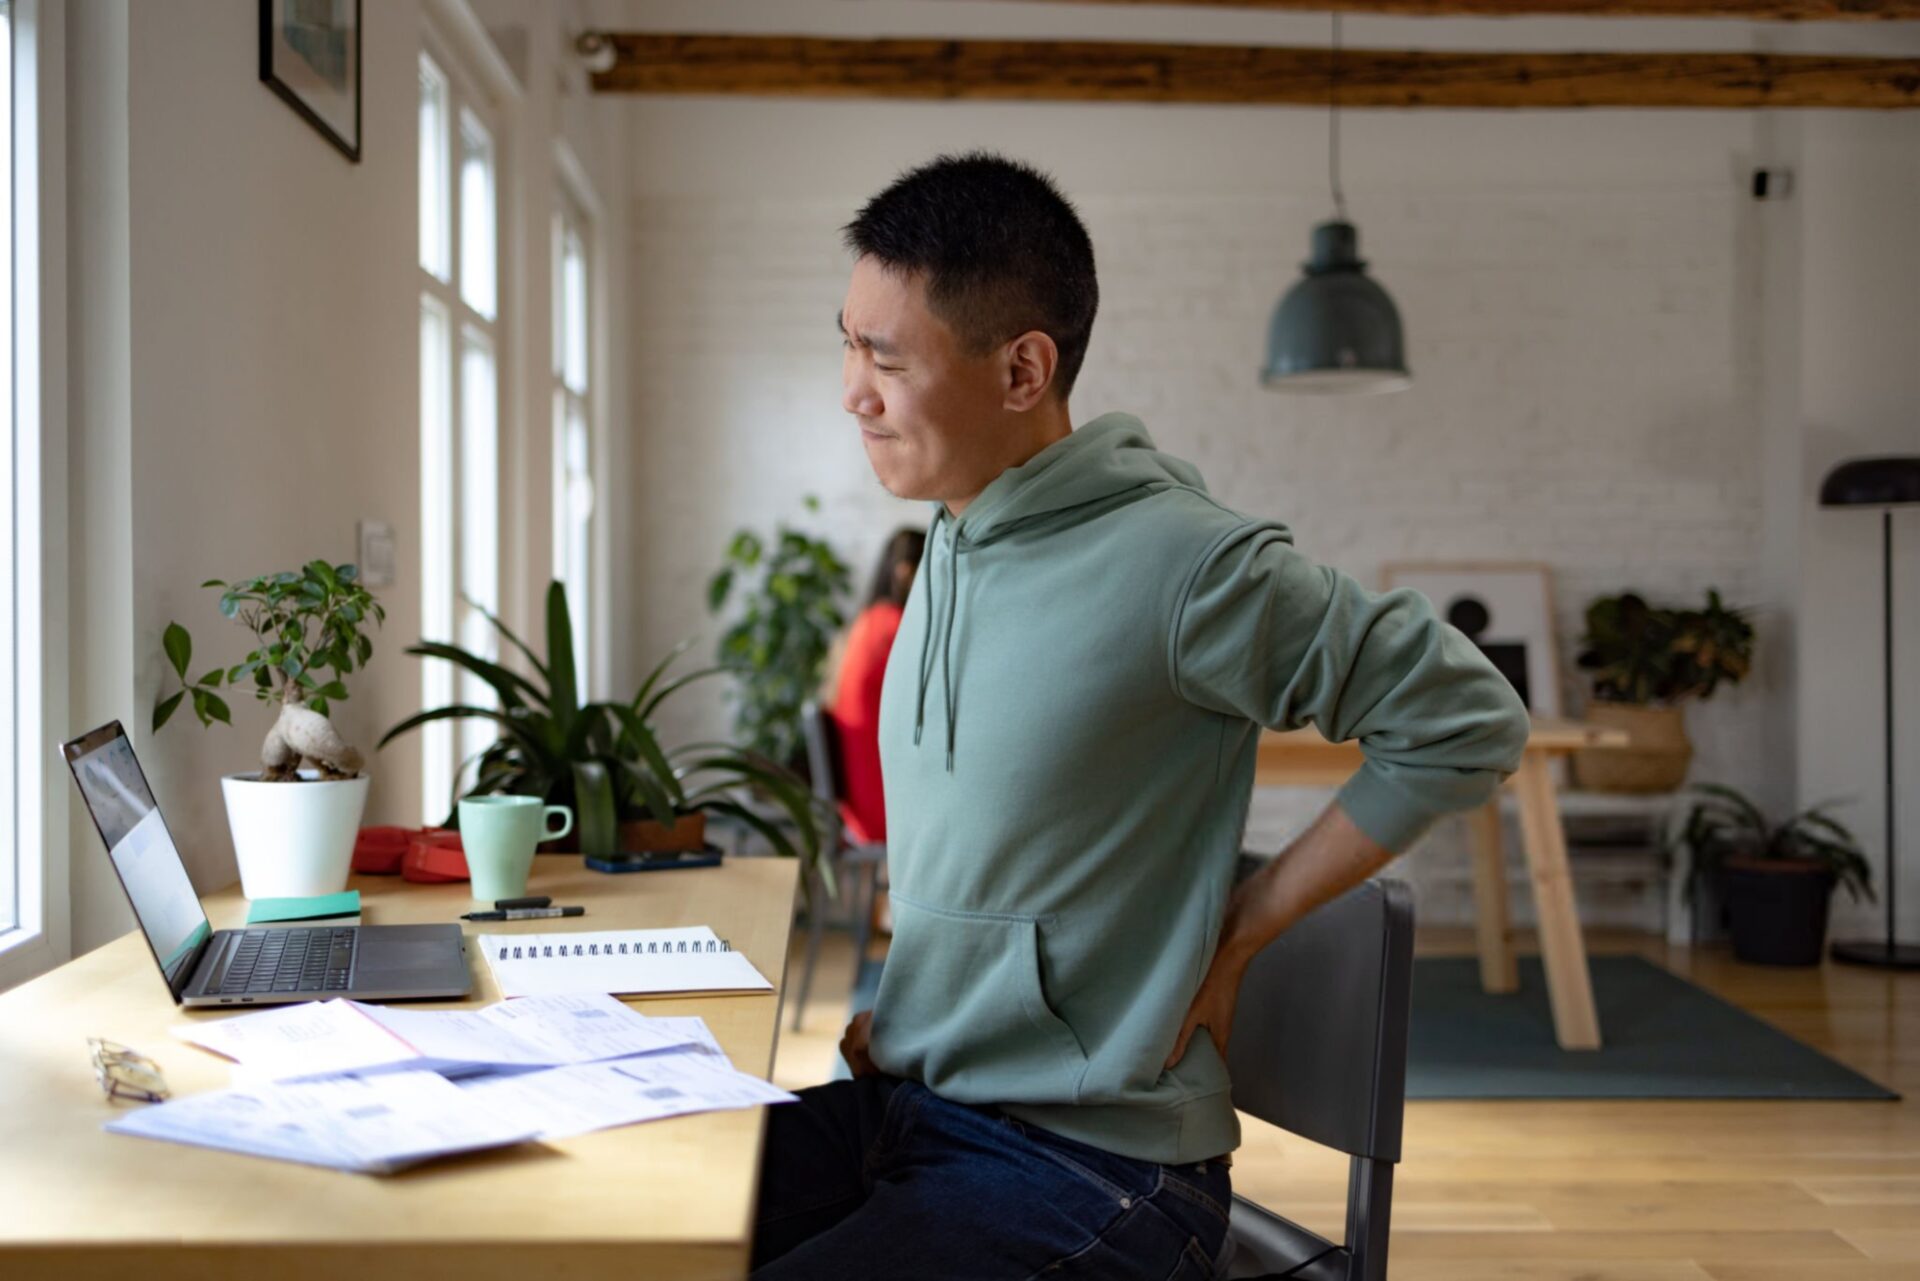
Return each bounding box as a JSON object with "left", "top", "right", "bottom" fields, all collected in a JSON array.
[{"left": 750, "top": 153, "right": 1529, "bottom": 1280}]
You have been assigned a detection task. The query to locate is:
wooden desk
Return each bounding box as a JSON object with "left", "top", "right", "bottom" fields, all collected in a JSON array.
[
  {"left": 1258, "top": 717, "right": 1629, "bottom": 1051},
  {"left": 0, "top": 855, "right": 798, "bottom": 1280}
]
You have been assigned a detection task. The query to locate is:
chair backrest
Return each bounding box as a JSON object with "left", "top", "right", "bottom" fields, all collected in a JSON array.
[
  {"left": 1226, "top": 878, "right": 1414, "bottom": 1163},
  {"left": 799, "top": 701, "right": 844, "bottom": 807}
]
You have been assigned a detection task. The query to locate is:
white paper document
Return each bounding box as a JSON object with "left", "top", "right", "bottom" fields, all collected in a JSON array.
[
  {"left": 172, "top": 999, "right": 419, "bottom": 1080},
  {"left": 646, "top": 1015, "right": 730, "bottom": 1063},
  {"left": 105, "top": 1069, "right": 540, "bottom": 1174},
  {"left": 361, "top": 992, "right": 698, "bottom": 1070},
  {"left": 128, "top": 993, "right": 787, "bottom": 1176},
  {"left": 456, "top": 1052, "right": 797, "bottom": 1140},
  {"left": 176, "top": 992, "right": 698, "bottom": 1081},
  {"left": 478, "top": 927, "right": 773, "bottom": 999}
]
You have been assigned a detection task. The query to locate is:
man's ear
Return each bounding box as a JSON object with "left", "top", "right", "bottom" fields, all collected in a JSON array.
[{"left": 1001, "top": 331, "right": 1059, "bottom": 412}]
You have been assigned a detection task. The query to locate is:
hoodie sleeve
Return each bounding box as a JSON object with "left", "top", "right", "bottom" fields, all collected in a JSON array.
[{"left": 1170, "top": 519, "right": 1531, "bottom": 854}]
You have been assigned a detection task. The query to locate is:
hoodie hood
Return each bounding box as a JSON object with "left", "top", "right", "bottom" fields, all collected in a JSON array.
[{"left": 910, "top": 413, "right": 1204, "bottom": 770}]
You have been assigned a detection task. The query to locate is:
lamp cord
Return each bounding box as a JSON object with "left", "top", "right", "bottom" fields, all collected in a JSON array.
[
  {"left": 1884, "top": 509, "right": 1898, "bottom": 951},
  {"left": 1329, "top": 12, "right": 1347, "bottom": 223}
]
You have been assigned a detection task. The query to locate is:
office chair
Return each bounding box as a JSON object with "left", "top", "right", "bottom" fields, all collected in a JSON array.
[
  {"left": 1223, "top": 878, "right": 1415, "bottom": 1281},
  {"left": 791, "top": 701, "right": 886, "bottom": 1033}
]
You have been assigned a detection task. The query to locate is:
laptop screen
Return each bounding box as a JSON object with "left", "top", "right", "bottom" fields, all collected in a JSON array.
[{"left": 63, "top": 722, "right": 211, "bottom": 996}]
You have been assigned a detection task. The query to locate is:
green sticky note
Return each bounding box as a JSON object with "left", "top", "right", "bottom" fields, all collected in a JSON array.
[{"left": 245, "top": 891, "right": 361, "bottom": 924}]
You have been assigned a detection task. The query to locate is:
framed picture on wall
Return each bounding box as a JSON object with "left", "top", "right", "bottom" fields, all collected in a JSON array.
[
  {"left": 259, "top": 0, "right": 362, "bottom": 162},
  {"left": 1380, "top": 561, "right": 1562, "bottom": 719}
]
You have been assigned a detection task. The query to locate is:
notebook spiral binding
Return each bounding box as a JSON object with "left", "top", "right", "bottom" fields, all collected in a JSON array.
[{"left": 495, "top": 938, "right": 736, "bottom": 962}]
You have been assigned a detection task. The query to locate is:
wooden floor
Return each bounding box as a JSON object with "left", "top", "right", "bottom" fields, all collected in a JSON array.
[{"left": 772, "top": 924, "right": 1920, "bottom": 1280}]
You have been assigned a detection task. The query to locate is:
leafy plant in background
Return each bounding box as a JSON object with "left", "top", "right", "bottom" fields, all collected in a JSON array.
[
  {"left": 1665, "top": 781, "right": 1874, "bottom": 905},
  {"left": 153, "top": 562, "right": 384, "bottom": 780},
  {"left": 378, "top": 581, "right": 830, "bottom": 874},
  {"left": 707, "top": 496, "right": 852, "bottom": 767},
  {"left": 1576, "top": 589, "right": 1755, "bottom": 706}
]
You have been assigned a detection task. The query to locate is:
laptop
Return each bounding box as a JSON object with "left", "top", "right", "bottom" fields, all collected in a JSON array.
[{"left": 62, "top": 720, "right": 471, "bottom": 1007}]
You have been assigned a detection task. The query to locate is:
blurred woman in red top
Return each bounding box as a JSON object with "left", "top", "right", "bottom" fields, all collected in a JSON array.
[{"left": 827, "top": 527, "right": 924, "bottom": 846}]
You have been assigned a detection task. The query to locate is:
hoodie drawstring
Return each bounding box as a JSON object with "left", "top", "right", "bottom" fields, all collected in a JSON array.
[
  {"left": 901, "top": 418, "right": 1176, "bottom": 778},
  {"left": 911, "top": 507, "right": 945, "bottom": 752},
  {"left": 941, "top": 529, "right": 966, "bottom": 772},
  {"left": 911, "top": 507, "right": 964, "bottom": 773}
]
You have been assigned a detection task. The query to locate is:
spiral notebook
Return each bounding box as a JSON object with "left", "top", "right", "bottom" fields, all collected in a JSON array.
[{"left": 478, "top": 926, "right": 773, "bottom": 999}]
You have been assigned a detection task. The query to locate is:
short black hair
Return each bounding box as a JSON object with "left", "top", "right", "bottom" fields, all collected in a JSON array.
[{"left": 844, "top": 151, "right": 1099, "bottom": 400}]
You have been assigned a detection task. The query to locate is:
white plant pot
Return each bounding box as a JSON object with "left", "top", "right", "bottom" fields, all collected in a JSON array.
[{"left": 221, "top": 771, "right": 370, "bottom": 899}]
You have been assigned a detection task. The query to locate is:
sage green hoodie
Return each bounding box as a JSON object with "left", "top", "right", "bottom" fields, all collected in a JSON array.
[{"left": 866, "top": 413, "right": 1530, "bottom": 1165}]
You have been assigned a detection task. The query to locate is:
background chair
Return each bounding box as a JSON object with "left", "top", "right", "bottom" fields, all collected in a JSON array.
[
  {"left": 1224, "top": 877, "right": 1415, "bottom": 1281},
  {"left": 791, "top": 701, "right": 886, "bottom": 1032}
]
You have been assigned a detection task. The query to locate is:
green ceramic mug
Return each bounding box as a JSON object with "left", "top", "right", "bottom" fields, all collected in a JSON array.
[{"left": 458, "top": 795, "right": 573, "bottom": 902}]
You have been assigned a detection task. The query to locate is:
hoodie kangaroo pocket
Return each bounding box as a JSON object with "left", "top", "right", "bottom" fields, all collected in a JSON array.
[{"left": 868, "top": 894, "right": 1089, "bottom": 1104}]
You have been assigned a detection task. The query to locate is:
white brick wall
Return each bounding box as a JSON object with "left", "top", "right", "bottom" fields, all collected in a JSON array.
[{"left": 618, "top": 95, "right": 1894, "bottom": 930}]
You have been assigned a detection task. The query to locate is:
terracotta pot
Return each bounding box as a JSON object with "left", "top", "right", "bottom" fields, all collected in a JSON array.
[
  {"left": 1571, "top": 702, "right": 1693, "bottom": 793},
  {"left": 620, "top": 812, "right": 708, "bottom": 854}
]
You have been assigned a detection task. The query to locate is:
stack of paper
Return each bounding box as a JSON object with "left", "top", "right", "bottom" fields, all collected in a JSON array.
[
  {"left": 111, "top": 993, "right": 793, "bottom": 1174},
  {"left": 105, "top": 1070, "right": 540, "bottom": 1175},
  {"left": 174, "top": 992, "right": 700, "bottom": 1081}
]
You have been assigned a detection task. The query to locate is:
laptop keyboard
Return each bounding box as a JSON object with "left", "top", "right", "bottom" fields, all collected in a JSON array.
[{"left": 217, "top": 928, "right": 358, "bottom": 995}]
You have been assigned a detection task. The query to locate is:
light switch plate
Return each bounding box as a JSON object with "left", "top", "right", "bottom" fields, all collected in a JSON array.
[{"left": 357, "top": 519, "right": 396, "bottom": 587}]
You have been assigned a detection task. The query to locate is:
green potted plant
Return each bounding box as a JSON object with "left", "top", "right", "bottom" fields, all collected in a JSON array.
[
  {"left": 378, "top": 581, "right": 829, "bottom": 875},
  {"left": 707, "top": 496, "right": 852, "bottom": 771},
  {"left": 1666, "top": 782, "right": 1873, "bottom": 965},
  {"left": 152, "top": 562, "right": 385, "bottom": 898},
  {"left": 1572, "top": 588, "right": 1755, "bottom": 792}
]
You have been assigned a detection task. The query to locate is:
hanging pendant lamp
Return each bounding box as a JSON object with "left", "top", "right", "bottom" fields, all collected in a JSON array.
[{"left": 1261, "top": 14, "right": 1411, "bottom": 395}]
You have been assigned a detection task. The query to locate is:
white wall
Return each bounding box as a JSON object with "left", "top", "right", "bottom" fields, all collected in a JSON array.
[
  {"left": 61, "top": 0, "right": 628, "bottom": 956},
  {"left": 65, "top": 0, "right": 138, "bottom": 957},
  {"left": 115, "top": 0, "right": 423, "bottom": 953},
  {"left": 1795, "top": 112, "right": 1920, "bottom": 942},
  {"left": 611, "top": 2, "right": 1920, "bottom": 928}
]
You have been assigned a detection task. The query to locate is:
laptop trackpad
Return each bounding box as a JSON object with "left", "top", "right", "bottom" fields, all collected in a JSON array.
[{"left": 352, "top": 924, "right": 471, "bottom": 996}]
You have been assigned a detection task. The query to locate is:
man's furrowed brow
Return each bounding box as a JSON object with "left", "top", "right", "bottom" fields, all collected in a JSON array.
[{"left": 836, "top": 309, "right": 899, "bottom": 357}]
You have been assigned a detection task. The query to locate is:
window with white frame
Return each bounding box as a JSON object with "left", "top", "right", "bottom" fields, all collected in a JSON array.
[
  {"left": 418, "top": 48, "right": 503, "bottom": 824},
  {"left": 552, "top": 189, "right": 593, "bottom": 687},
  {"left": 0, "top": 0, "right": 18, "bottom": 934},
  {"left": 1, "top": 0, "right": 59, "bottom": 984}
]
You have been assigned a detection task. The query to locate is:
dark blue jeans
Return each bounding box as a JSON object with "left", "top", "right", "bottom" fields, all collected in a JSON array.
[{"left": 751, "top": 1074, "right": 1233, "bottom": 1280}]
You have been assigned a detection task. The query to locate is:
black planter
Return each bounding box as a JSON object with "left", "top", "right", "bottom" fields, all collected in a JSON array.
[{"left": 1721, "top": 861, "right": 1835, "bottom": 966}]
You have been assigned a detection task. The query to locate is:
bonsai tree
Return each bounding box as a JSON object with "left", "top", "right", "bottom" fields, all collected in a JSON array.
[
  {"left": 1576, "top": 589, "right": 1755, "bottom": 707},
  {"left": 1667, "top": 782, "right": 1874, "bottom": 907},
  {"left": 707, "top": 496, "right": 852, "bottom": 767},
  {"left": 153, "top": 562, "right": 384, "bottom": 780},
  {"left": 379, "top": 581, "right": 831, "bottom": 876}
]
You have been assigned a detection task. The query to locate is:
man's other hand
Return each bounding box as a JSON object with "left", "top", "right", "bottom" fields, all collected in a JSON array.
[{"left": 840, "top": 1009, "right": 878, "bottom": 1076}]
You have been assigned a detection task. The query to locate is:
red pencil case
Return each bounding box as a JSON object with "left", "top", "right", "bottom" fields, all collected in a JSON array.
[
  {"left": 352, "top": 826, "right": 411, "bottom": 875},
  {"left": 402, "top": 828, "right": 468, "bottom": 883},
  {"left": 353, "top": 826, "right": 468, "bottom": 882}
]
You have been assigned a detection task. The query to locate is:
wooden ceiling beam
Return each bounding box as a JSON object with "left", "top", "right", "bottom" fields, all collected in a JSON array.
[
  {"left": 591, "top": 35, "right": 1920, "bottom": 108},
  {"left": 961, "top": 0, "right": 1920, "bottom": 20}
]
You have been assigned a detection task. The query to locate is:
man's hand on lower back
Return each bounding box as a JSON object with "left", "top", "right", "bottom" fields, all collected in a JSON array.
[
  {"left": 1165, "top": 947, "right": 1245, "bottom": 1070},
  {"left": 841, "top": 1009, "right": 878, "bottom": 1076},
  {"left": 1166, "top": 800, "right": 1395, "bottom": 1071}
]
